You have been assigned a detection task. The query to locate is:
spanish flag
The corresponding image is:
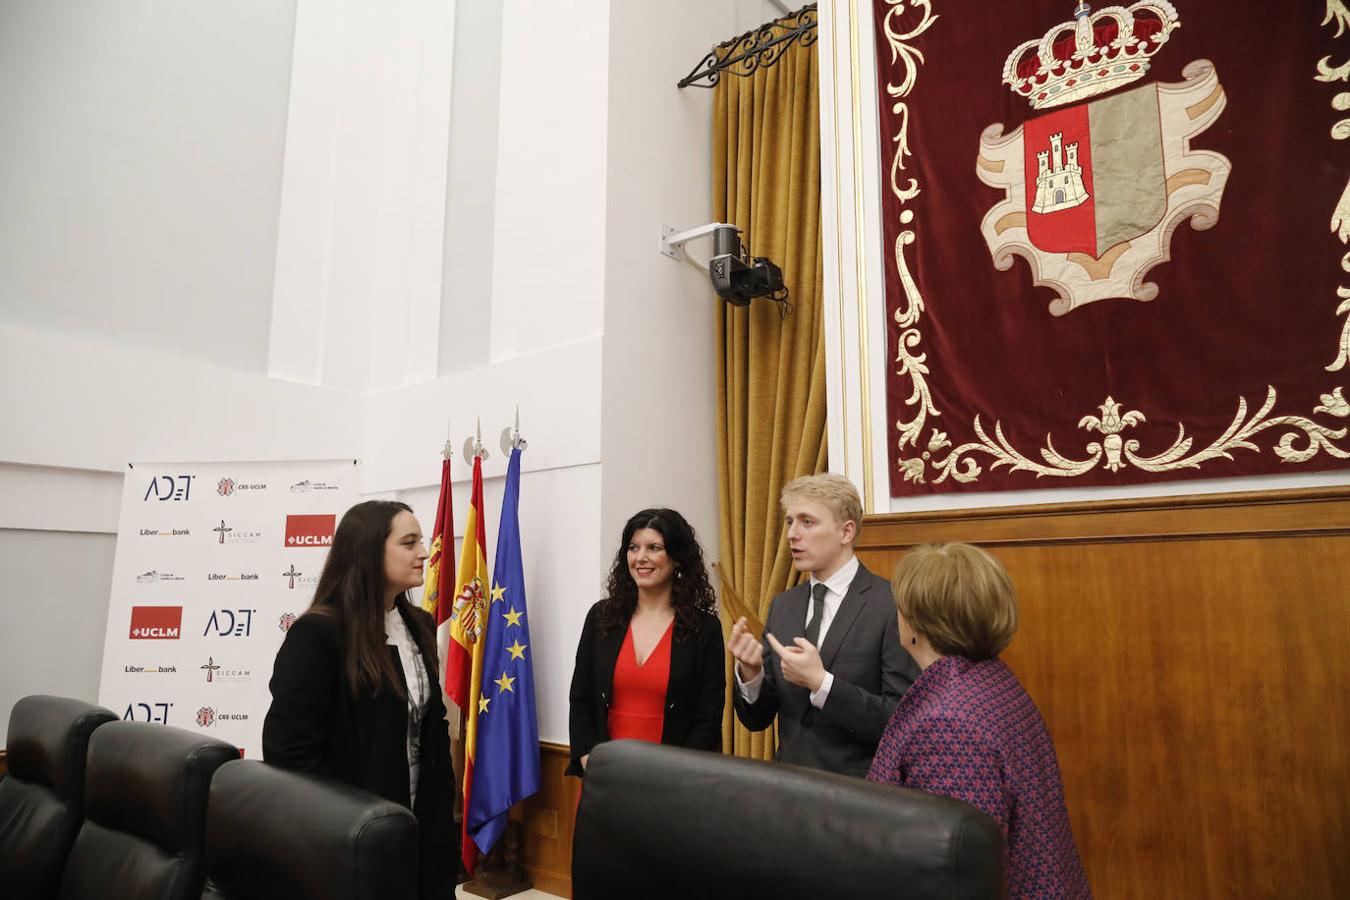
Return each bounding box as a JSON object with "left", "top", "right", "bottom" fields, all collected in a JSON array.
[
  {"left": 446, "top": 454, "right": 488, "bottom": 873},
  {"left": 420, "top": 457, "right": 456, "bottom": 700}
]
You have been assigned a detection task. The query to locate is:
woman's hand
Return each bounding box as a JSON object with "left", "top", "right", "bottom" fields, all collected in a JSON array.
[{"left": 580, "top": 753, "right": 589, "bottom": 771}]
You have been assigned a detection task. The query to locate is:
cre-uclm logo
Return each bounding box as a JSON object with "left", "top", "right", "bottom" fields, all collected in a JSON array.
[
  {"left": 143, "top": 474, "right": 194, "bottom": 502},
  {"left": 203, "top": 608, "right": 255, "bottom": 637},
  {"left": 217, "top": 477, "right": 267, "bottom": 497},
  {"left": 129, "top": 606, "right": 183, "bottom": 640},
  {"left": 285, "top": 514, "right": 336, "bottom": 548},
  {"left": 195, "top": 707, "right": 249, "bottom": 729},
  {"left": 124, "top": 702, "right": 173, "bottom": 724},
  {"left": 278, "top": 612, "right": 298, "bottom": 632}
]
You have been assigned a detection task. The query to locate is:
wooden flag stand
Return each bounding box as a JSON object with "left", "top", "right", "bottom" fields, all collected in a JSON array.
[{"left": 462, "top": 819, "right": 532, "bottom": 899}]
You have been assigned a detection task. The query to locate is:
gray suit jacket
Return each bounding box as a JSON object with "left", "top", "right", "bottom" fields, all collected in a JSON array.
[{"left": 733, "top": 562, "right": 919, "bottom": 777}]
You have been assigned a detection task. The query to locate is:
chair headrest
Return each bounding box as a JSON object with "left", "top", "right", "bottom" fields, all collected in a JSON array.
[
  {"left": 5, "top": 695, "right": 117, "bottom": 801},
  {"left": 84, "top": 721, "right": 239, "bottom": 855},
  {"left": 203, "top": 760, "right": 418, "bottom": 900},
  {"left": 574, "top": 741, "right": 1006, "bottom": 900}
]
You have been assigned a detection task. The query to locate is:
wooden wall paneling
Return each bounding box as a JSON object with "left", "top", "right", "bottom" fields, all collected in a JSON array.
[
  {"left": 511, "top": 742, "right": 577, "bottom": 896},
  {"left": 856, "top": 487, "right": 1350, "bottom": 900}
]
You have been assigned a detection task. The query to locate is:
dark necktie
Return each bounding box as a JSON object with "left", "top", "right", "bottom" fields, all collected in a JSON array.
[{"left": 804, "top": 582, "right": 827, "bottom": 647}]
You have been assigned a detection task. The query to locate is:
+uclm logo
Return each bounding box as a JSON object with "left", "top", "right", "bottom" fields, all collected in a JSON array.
[
  {"left": 129, "top": 606, "right": 183, "bottom": 640},
  {"left": 284, "top": 514, "right": 335, "bottom": 548}
]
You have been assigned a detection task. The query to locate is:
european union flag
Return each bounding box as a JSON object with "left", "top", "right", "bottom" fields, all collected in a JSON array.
[{"left": 465, "top": 446, "right": 540, "bottom": 854}]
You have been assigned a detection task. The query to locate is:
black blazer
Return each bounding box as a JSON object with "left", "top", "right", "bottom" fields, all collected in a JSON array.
[
  {"left": 263, "top": 598, "right": 457, "bottom": 900},
  {"left": 733, "top": 562, "right": 919, "bottom": 777},
  {"left": 567, "top": 602, "right": 725, "bottom": 776}
]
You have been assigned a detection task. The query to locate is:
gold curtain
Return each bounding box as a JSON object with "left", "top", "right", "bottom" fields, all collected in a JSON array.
[{"left": 713, "top": 33, "right": 826, "bottom": 760}]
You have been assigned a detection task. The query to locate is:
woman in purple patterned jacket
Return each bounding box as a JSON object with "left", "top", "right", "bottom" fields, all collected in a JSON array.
[{"left": 867, "top": 543, "right": 1092, "bottom": 899}]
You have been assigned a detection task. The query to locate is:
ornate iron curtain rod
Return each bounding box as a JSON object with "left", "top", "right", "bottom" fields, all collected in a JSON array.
[{"left": 677, "top": 4, "right": 818, "bottom": 89}]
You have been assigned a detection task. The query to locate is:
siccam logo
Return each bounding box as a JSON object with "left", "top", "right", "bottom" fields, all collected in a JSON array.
[
  {"left": 284, "top": 514, "right": 336, "bottom": 548},
  {"left": 129, "top": 605, "right": 183, "bottom": 640}
]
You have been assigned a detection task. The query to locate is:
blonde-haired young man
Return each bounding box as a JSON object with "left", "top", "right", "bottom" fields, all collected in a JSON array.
[{"left": 728, "top": 473, "right": 918, "bottom": 776}]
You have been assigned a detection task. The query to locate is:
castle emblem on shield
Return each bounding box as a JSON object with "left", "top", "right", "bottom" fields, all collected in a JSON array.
[{"left": 976, "top": 1, "right": 1232, "bottom": 315}]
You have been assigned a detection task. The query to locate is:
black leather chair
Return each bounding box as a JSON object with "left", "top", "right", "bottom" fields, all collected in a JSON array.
[
  {"left": 56, "top": 721, "right": 238, "bottom": 900},
  {"left": 199, "top": 760, "right": 418, "bottom": 900},
  {"left": 0, "top": 695, "right": 117, "bottom": 900},
  {"left": 573, "top": 741, "right": 1006, "bottom": 899}
]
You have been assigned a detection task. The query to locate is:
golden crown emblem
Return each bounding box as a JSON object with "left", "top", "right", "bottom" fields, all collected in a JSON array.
[{"left": 1002, "top": 1, "right": 1181, "bottom": 110}]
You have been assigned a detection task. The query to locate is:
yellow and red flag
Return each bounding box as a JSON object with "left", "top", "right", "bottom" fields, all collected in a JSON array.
[
  {"left": 446, "top": 454, "right": 489, "bottom": 874},
  {"left": 420, "top": 457, "right": 456, "bottom": 696}
]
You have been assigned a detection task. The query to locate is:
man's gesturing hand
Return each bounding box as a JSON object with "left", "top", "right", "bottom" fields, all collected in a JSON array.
[
  {"left": 728, "top": 616, "right": 764, "bottom": 682},
  {"left": 765, "top": 633, "right": 826, "bottom": 693}
]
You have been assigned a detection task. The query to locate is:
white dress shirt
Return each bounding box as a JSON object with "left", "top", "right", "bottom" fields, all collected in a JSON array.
[
  {"left": 736, "top": 555, "right": 860, "bottom": 709},
  {"left": 386, "top": 607, "right": 429, "bottom": 806}
]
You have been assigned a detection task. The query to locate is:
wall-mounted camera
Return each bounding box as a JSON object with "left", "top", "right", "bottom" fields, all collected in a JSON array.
[
  {"left": 661, "top": 222, "right": 791, "bottom": 314},
  {"left": 708, "top": 225, "right": 787, "bottom": 307}
]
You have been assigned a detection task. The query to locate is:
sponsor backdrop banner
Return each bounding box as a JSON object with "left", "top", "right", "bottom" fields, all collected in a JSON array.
[
  {"left": 873, "top": 1, "right": 1350, "bottom": 497},
  {"left": 99, "top": 460, "right": 357, "bottom": 756}
]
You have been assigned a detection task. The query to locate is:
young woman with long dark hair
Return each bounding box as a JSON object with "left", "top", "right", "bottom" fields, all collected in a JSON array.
[
  {"left": 263, "top": 500, "right": 456, "bottom": 899},
  {"left": 567, "top": 508, "right": 724, "bottom": 775}
]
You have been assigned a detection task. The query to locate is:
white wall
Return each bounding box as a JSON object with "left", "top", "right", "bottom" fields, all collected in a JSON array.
[
  {"left": 0, "top": 0, "right": 296, "bottom": 373},
  {"left": 597, "top": 0, "right": 737, "bottom": 573},
  {"left": 0, "top": 530, "right": 116, "bottom": 730},
  {"left": 488, "top": 0, "right": 610, "bottom": 363},
  {"left": 439, "top": 0, "right": 503, "bottom": 375}
]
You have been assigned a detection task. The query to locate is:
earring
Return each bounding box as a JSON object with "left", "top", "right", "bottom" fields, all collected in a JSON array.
[
  {"left": 911, "top": 636, "right": 917, "bottom": 646},
  {"left": 676, "top": 568, "right": 683, "bottom": 580}
]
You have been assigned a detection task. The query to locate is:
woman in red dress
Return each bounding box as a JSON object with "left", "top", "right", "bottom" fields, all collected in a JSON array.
[{"left": 567, "top": 508, "right": 724, "bottom": 776}]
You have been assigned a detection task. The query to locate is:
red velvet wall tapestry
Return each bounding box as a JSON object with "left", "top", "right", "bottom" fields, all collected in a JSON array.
[{"left": 873, "top": 0, "right": 1350, "bottom": 497}]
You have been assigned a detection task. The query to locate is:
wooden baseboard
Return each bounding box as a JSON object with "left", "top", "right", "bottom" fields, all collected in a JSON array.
[{"left": 0, "top": 748, "right": 6, "bottom": 777}]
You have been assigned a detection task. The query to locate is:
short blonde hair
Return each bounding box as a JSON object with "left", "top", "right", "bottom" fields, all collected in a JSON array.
[
  {"left": 890, "top": 543, "right": 1017, "bottom": 660},
  {"left": 780, "top": 473, "right": 864, "bottom": 536}
]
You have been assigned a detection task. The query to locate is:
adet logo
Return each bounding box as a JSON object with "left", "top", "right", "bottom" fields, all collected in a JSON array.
[
  {"left": 203, "top": 608, "right": 255, "bottom": 637},
  {"left": 129, "top": 606, "right": 183, "bottom": 640},
  {"left": 285, "top": 514, "right": 336, "bottom": 548},
  {"left": 143, "top": 474, "right": 194, "bottom": 502},
  {"left": 124, "top": 701, "right": 173, "bottom": 724}
]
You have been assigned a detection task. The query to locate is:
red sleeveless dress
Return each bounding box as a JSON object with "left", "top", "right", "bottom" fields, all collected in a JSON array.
[{"left": 606, "top": 621, "right": 673, "bottom": 744}]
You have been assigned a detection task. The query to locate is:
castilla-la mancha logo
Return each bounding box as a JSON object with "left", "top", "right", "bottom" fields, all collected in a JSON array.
[{"left": 976, "top": 1, "right": 1231, "bottom": 316}]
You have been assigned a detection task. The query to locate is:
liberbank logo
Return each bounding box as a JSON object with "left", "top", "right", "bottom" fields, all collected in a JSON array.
[
  {"left": 284, "top": 514, "right": 335, "bottom": 548},
  {"left": 129, "top": 606, "right": 183, "bottom": 640}
]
